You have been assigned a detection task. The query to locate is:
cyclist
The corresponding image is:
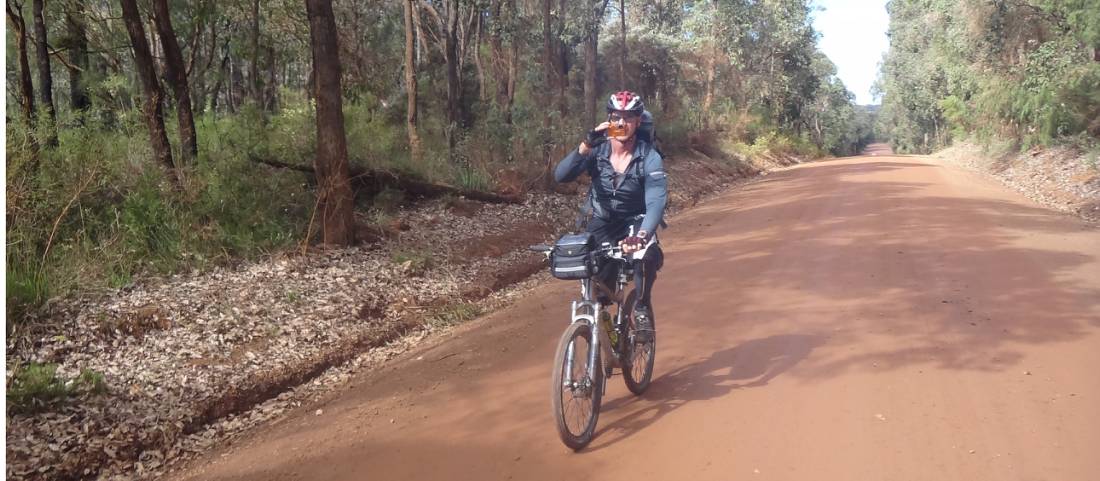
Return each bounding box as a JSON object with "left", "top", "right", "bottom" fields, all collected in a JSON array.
[{"left": 553, "top": 90, "right": 667, "bottom": 342}]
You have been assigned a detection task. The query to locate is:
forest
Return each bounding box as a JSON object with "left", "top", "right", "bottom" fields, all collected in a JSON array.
[
  {"left": 6, "top": 0, "right": 874, "bottom": 320},
  {"left": 878, "top": 0, "right": 1100, "bottom": 154}
]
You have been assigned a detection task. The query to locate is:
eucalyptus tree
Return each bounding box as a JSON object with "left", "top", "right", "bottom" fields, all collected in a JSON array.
[
  {"left": 151, "top": 0, "right": 198, "bottom": 161},
  {"left": 119, "top": 0, "right": 176, "bottom": 181},
  {"left": 305, "top": 0, "right": 355, "bottom": 245},
  {"left": 33, "top": 0, "right": 58, "bottom": 145}
]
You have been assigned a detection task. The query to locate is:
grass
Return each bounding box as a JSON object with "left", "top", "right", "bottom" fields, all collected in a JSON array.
[
  {"left": 391, "top": 249, "right": 434, "bottom": 276},
  {"left": 284, "top": 289, "right": 303, "bottom": 304},
  {"left": 7, "top": 264, "right": 50, "bottom": 318},
  {"left": 5, "top": 107, "right": 314, "bottom": 323},
  {"left": 7, "top": 363, "right": 107, "bottom": 414},
  {"left": 427, "top": 302, "right": 483, "bottom": 328}
]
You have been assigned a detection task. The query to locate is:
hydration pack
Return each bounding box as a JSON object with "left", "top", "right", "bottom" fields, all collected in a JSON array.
[{"left": 637, "top": 110, "right": 656, "bottom": 145}]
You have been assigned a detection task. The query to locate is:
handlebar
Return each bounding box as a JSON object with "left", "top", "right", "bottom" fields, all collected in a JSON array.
[{"left": 528, "top": 243, "right": 627, "bottom": 259}]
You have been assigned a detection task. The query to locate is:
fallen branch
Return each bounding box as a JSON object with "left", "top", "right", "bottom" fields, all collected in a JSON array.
[{"left": 251, "top": 155, "right": 523, "bottom": 204}]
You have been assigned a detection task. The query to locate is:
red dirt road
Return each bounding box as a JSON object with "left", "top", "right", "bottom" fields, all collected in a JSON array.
[{"left": 174, "top": 146, "right": 1100, "bottom": 481}]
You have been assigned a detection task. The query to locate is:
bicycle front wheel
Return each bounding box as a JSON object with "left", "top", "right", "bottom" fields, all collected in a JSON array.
[
  {"left": 621, "top": 289, "right": 655, "bottom": 395},
  {"left": 551, "top": 321, "right": 603, "bottom": 450}
]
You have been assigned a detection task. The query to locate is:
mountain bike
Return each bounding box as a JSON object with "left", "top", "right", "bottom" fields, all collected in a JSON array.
[{"left": 531, "top": 233, "right": 657, "bottom": 450}]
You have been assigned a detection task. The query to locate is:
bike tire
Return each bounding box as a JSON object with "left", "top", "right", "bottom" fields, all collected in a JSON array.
[
  {"left": 551, "top": 321, "right": 603, "bottom": 451},
  {"left": 621, "top": 289, "right": 655, "bottom": 395}
]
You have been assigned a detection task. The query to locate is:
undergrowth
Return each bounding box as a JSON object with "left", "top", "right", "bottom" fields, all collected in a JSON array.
[
  {"left": 7, "top": 363, "right": 107, "bottom": 414},
  {"left": 5, "top": 93, "right": 822, "bottom": 326}
]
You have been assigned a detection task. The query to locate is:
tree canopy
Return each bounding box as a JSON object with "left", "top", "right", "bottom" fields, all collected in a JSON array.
[{"left": 878, "top": 0, "right": 1100, "bottom": 153}]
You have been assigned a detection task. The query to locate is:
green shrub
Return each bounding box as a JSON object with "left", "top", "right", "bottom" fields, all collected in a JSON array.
[
  {"left": 7, "top": 363, "right": 69, "bottom": 414},
  {"left": 391, "top": 249, "right": 434, "bottom": 275},
  {"left": 453, "top": 164, "right": 492, "bottom": 191},
  {"left": 6, "top": 262, "right": 50, "bottom": 321},
  {"left": 6, "top": 363, "right": 105, "bottom": 414},
  {"left": 5, "top": 107, "right": 315, "bottom": 323}
]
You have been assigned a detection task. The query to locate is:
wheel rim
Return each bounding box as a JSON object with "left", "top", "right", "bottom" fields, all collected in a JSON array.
[{"left": 560, "top": 335, "right": 596, "bottom": 436}]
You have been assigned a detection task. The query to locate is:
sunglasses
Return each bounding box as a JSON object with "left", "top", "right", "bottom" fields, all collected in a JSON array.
[{"left": 609, "top": 112, "right": 641, "bottom": 123}]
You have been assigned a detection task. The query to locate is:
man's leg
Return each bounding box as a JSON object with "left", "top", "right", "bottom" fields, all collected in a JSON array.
[
  {"left": 585, "top": 216, "right": 630, "bottom": 304},
  {"left": 631, "top": 244, "right": 661, "bottom": 342}
]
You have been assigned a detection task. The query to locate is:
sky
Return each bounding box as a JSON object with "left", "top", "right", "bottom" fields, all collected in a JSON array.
[{"left": 810, "top": 0, "right": 890, "bottom": 105}]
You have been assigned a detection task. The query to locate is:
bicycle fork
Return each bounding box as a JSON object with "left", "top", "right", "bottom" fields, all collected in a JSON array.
[
  {"left": 565, "top": 268, "right": 634, "bottom": 395},
  {"left": 563, "top": 300, "right": 599, "bottom": 396}
]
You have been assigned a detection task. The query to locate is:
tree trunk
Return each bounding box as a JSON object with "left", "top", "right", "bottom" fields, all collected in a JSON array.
[
  {"left": 7, "top": 2, "right": 36, "bottom": 125},
  {"left": 618, "top": 0, "right": 626, "bottom": 89},
  {"left": 542, "top": 0, "right": 553, "bottom": 188},
  {"left": 474, "top": 11, "right": 486, "bottom": 101},
  {"left": 33, "top": 0, "right": 57, "bottom": 146},
  {"left": 305, "top": 0, "right": 354, "bottom": 246},
  {"left": 444, "top": 0, "right": 461, "bottom": 158},
  {"left": 64, "top": 0, "right": 90, "bottom": 115},
  {"left": 250, "top": 0, "right": 262, "bottom": 106},
  {"left": 402, "top": 0, "right": 422, "bottom": 160},
  {"left": 555, "top": 0, "right": 567, "bottom": 118},
  {"left": 265, "top": 43, "right": 278, "bottom": 112},
  {"left": 583, "top": 29, "right": 598, "bottom": 128},
  {"left": 583, "top": 0, "right": 609, "bottom": 128},
  {"left": 506, "top": 40, "right": 517, "bottom": 125},
  {"left": 210, "top": 47, "right": 230, "bottom": 114},
  {"left": 119, "top": 0, "right": 176, "bottom": 182},
  {"left": 230, "top": 56, "right": 245, "bottom": 113},
  {"left": 151, "top": 0, "right": 198, "bottom": 162},
  {"left": 488, "top": 0, "right": 517, "bottom": 125},
  {"left": 703, "top": 42, "right": 716, "bottom": 129}
]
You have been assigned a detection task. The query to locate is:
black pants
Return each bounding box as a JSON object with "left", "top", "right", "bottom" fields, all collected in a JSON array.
[{"left": 586, "top": 215, "right": 662, "bottom": 308}]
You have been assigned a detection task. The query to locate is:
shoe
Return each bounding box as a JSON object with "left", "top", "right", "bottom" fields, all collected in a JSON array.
[{"left": 632, "top": 305, "right": 654, "bottom": 343}]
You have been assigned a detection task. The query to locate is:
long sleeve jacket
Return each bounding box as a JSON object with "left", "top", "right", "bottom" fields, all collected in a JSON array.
[{"left": 554, "top": 139, "right": 668, "bottom": 235}]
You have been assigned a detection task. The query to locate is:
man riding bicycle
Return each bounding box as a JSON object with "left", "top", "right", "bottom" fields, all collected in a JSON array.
[{"left": 553, "top": 91, "right": 667, "bottom": 342}]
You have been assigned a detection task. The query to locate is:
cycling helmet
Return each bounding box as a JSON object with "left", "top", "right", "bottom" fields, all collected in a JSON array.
[{"left": 607, "top": 91, "right": 644, "bottom": 113}]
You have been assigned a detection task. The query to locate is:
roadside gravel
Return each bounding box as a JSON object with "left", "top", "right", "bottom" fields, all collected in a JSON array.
[{"left": 932, "top": 142, "right": 1100, "bottom": 222}]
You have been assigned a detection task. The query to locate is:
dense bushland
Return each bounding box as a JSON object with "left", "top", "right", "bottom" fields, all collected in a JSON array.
[
  {"left": 6, "top": 0, "right": 873, "bottom": 322},
  {"left": 878, "top": 0, "right": 1100, "bottom": 154}
]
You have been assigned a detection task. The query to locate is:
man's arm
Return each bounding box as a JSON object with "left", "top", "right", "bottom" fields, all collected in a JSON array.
[
  {"left": 638, "top": 151, "right": 668, "bottom": 237},
  {"left": 554, "top": 145, "right": 596, "bottom": 183}
]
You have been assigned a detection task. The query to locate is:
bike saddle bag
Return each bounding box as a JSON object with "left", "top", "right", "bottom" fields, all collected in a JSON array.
[{"left": 550, "top": 232, "right": 597, "bottom": 280}]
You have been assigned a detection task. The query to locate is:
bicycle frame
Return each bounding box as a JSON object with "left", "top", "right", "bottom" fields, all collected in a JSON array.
[
  {"left": 544, "top": 223, "right": 660, "bottom": 448},
  {"left": 535, "top": 231, "right": 657, "bottom": 396},
  {"left": 563, "top": 246, "right": 633, "bottom": 393}
]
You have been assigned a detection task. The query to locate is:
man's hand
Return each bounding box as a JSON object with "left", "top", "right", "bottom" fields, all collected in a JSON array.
[
  {"left": 620, "top": 234, "right": 646, "bottom": 254},
  {"left": 579, "top": 122, "right": 612, "bottom": 155}
]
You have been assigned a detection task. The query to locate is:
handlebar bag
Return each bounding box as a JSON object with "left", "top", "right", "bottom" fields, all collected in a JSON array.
[{"left": 550, "top": 232, "right": 596, "bottom": 280}]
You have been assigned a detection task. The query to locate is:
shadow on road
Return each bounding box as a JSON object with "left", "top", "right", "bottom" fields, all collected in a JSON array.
[
  {"left": 663, "top": 158, "right": 1099, "bottom": 379},
  {"left": 588, "top": 334, "right": 823, "bottom": 450}
]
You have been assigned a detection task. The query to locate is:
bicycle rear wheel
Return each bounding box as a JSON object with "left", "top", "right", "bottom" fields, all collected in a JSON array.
[
  {"left": 551, "top": 321, "right": 603, "bottom": 450},
  {"left": 621, "top": 289, "right": 655, "bottom": 395}
]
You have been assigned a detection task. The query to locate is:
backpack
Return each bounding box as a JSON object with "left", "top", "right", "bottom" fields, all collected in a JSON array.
[{"left": 637, "top": 110, "right": 656, "bottom": 145}]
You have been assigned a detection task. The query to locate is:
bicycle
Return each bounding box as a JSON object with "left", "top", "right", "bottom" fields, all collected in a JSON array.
[{"left": 530, "top": 233, "right": 657, "bottom": 450}]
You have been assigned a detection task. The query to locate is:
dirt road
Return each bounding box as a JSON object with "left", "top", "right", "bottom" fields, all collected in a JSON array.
[{"left": 174, "top": 145, "right": 1100, "bottom": 481}]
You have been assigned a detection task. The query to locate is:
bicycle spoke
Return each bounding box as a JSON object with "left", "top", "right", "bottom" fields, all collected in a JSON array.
[{"left": 552, "top": 322, "right": 603, "bottom": 449}]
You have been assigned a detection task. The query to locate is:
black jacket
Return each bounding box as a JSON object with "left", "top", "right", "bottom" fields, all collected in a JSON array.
[{"left": 554, "top": 139, "right": 668, "bottom": 235}]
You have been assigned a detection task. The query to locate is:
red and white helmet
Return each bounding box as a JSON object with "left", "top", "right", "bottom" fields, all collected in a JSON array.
[{"left": 607, "top": 90, "right": 645, "bottom": 113}]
